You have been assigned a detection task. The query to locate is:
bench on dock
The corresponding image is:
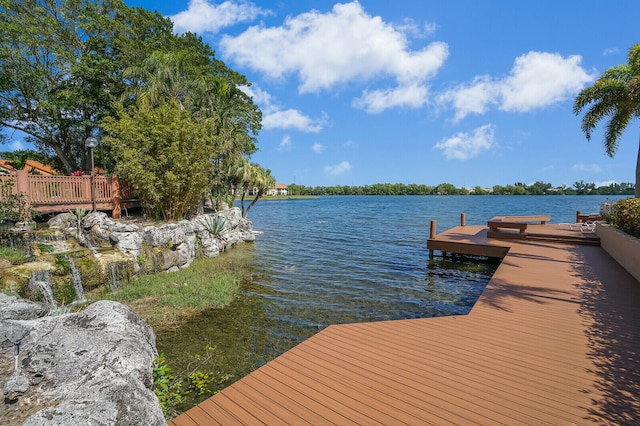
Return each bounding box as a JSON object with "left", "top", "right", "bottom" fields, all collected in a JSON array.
[{"left": 487, "top": 215, "right": 551, "bottom": 237}]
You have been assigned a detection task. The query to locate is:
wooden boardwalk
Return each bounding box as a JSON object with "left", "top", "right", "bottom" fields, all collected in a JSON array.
[{"left": 169, "top": 224, "right": 640, "bottom": 425}]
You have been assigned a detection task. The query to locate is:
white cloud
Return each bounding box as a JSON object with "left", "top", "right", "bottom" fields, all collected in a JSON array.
[
  {"left": 325, "top": 161, "right": 352, "bottom": 176},
  {"left": 221, "top": 1, "right": 448, "bottom": 113},
  {"left": 169, "top": 0, "right": 271, "bottom": 34},
  {"left": 440, "top": 51, "right": 595, "bottom": 121},
  {"left": 603, "top": 47, "right": 620, "bottom": 56},
  {"left": 395, "top": 18, "right": 437, "bottom": 39},
  {"left": 312, "top": 143, "right": 325, "bottom": 153},
  {"left": 571, "top": 163, "right": 602, "bottom": 173},
  {"left": 240, "top": 85, "right": 325, "bottom": 132},
  {"left": 10, "top": 140, "right": 25, "bottom": 151},
  {"left": 499, "top": 52, "right": 594, "bottom": 112},
  {"left": 278, "top": 135, "right": 292, "bottom": 151},
  {"left": 353, "top": 82, "right": 429, "bottom": 113},
  {"left": 434, "top": 124, "right": 496, "bottom": 161},
  {"left": 438, "top": 76, "right": 498, "bottom": 122},
  {"left": 263, "top": 109, "right": 324, "bottom": 133}
]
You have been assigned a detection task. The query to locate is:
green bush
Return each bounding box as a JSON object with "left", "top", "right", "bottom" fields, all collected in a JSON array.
[
  {"left": 610, "top": 198, "right": 640, "bottom": 238},
  {"left": 0, "top": 179, "right": 33, "bottom": 223}
]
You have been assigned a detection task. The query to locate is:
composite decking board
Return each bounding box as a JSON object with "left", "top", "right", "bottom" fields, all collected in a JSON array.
[
  {"left": 322, "top": 322, "right": 594, "bottom": 407},
  {"left": 211, "top": 391, "right": 275, "bottom": 425},
  {"left": 178, "top": 406, "right": 219, "bottom": 425},
  {"left": 246, "top": 368, "right": 358, "bottom": 425},
  {"left": 278, "top": 355, "right": 512, "bottom": 426},
  {"left": 292, "top": 332, "right": 560, "bottom": 425},
  {"left": 167, "top": 413, "right": 199, "bottom": 426},
  {"left": 195, "top": 398, "right": 244, "bottom": 425},
  {"left": 345, "top": 315, "right": 588, "bottom": 366},
  {"left": 171, "top": 223, "right": 640, "bottom": 425},
  {"left": 259, "top": 360, "right": 390, "bottom": 425},
  {"left": 240, "top": 372, "right": 328, "bottom": 425},
  {"left": 271, "top": 350, "right": 427, "bottom": 425},
  {"left": 304, "top": 325, "right": 592, "bottom": 423},
  {"left": 216, "top": 384, "right": 295, "bottom": 425},
  {"left": 282, "top": 340, "right": 456, "bottom": 425},
  {"left": 330, "top": 321, "right": 596, "bottom": 390}
]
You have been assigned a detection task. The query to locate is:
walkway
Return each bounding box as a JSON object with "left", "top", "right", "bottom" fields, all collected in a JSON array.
[{"left": 169, "top": 224, "right": 640, "bottom": 425}]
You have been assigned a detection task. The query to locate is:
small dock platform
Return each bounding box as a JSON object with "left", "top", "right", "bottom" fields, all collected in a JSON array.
[{"left": 169, "top": 220, "right": 640, "bottom": 425}]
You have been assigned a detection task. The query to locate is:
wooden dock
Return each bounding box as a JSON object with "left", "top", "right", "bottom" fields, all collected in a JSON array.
[{"left": 169, "top": 223, "right": 640, "bottom": 425}]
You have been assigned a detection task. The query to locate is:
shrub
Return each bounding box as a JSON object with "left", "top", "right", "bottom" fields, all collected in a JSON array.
[
  {"left": 610, "top": 198, "right": 640, "bottom": 238},
  {"left": 0, "top": 178, "right": 33, "bottom": 223}
]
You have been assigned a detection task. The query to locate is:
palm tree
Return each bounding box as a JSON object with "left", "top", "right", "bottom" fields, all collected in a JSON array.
[
  {"left": 242, "top": 164, "right": 275, "bottom": 218},
  {"left": 573, "top": 43, "right": 640, "bottom": 197},
  {"left": 122, "top": 52, "right": 204, "bottom": 110}
]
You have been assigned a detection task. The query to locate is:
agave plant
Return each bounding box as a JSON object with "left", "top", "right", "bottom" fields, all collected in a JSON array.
[{"left": 200, "top": 216, "right": 229, "bottom": 241}]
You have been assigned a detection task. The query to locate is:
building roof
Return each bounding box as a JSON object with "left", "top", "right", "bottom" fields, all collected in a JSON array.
[{"left": 0, "top": 159, "right": 59, "bottom": 176}]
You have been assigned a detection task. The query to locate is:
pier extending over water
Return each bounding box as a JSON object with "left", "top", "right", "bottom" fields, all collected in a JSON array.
[{"left": 170, "top": 220, "right": 640, "bottom": 425}]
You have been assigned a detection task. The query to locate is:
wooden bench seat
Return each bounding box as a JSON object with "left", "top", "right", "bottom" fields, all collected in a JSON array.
[{"left": 487, "top": 215, "right": 551, "bottom": 235}]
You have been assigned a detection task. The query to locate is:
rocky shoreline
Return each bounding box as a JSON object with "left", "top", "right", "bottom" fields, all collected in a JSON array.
[{"left": 0, "top": 206, "right": 257, "bottom": 424}]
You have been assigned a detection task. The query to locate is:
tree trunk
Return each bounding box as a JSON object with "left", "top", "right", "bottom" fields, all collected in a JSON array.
[{"left": 636, "top": 134, "right": 640, "bottom": 198}]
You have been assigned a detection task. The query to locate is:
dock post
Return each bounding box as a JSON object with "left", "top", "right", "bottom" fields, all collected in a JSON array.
[
  {"left": 576, "top": 211, "right": 582, "bottom": 223},
  {"left": 428, "top": 220, "right": 437, "bottom": 258},
  {"left": 460, "top": 213, "right": 466, "bottom": 226}
]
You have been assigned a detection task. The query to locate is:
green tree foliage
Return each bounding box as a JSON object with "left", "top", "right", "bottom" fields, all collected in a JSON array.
[
  {"left": 574, "top": 43, "right": 640, "bottom": 197},
  {"left": 0, "top": 178, "right": 32, "bottom": 222},
  {"left": 102, "top": 101, "right": 212, "bottom": 220},
  {"left": 228, "top": 157, "right": 275, "bottom": 217},
  {"left": 0, "top": 0, "right": 176, "bottom": 173}
]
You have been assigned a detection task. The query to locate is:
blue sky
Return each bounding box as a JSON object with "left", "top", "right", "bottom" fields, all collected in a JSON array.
[{"left": 8, "top": 1, "right": 640, "bottom": 188}]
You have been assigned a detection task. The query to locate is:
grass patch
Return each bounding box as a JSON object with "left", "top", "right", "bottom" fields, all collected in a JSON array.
[
  {"left": 0, "top": 246, "right": 27, "bottom": 264},
  {"left": 111, "top": 248, "right": 254, "bottom": 331}
]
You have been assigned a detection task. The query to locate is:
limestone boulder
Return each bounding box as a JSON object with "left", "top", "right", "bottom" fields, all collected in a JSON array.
[{"left": 0, "top": 295, "right": 164, "bottom": 425}]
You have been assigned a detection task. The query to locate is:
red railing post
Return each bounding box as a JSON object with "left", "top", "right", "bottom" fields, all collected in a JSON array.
[{"left": 15, "top": 170, "right": 31, "bottom": 210}]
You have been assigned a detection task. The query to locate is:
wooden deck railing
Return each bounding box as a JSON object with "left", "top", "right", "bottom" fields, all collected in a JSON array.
[{"left": 0, "top": 170, "right": 138, "bottom": 218}]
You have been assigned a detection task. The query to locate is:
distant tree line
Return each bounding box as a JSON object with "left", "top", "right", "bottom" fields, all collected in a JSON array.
[{"left": 286, "top": 181, "right": 635, "bottom": 196}]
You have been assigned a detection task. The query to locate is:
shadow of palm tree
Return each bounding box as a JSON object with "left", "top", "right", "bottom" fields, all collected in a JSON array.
[{"left": 568, "top": 246, "right": 640, "bottom": 424}]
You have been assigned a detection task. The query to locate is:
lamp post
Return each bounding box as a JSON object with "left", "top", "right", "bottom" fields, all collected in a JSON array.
[{"left": 85, "top": 137, "right": 99, "bottom": 211}]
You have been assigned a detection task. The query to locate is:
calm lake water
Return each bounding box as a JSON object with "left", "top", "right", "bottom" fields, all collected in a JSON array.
[{"left": 158, "top": 194, "right": 626, "bottom": 408}]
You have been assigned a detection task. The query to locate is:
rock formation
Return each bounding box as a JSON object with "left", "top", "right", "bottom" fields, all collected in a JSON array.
[{"left": 1, "top": 293, "right": 165, "bottom": 425}]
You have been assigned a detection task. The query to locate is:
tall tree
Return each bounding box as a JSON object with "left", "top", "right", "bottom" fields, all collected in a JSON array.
[
  {"left": 573, "top": 43, "right": 640, "bottom": 197},
  {"left": 0, "top": 0, "right": 175, "bottom": 173},
  {"left": 102, "top": 100, "right": 212, "bottom": 221}
]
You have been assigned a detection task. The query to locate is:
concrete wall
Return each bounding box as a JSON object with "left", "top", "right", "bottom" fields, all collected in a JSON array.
[{"left": 596, "top": 223, "right": 640, "bottom": 283}]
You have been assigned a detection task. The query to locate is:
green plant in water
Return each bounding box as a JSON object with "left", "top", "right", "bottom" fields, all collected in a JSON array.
[
  {"left": 187, "top": 371, "right": 212, "bottom": 396},
  {"left": 153, "top": 354, "right": 183, "bottom": 419},
  {"left": 200, "top": 216, "right": 229, "bottom": 241}
]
